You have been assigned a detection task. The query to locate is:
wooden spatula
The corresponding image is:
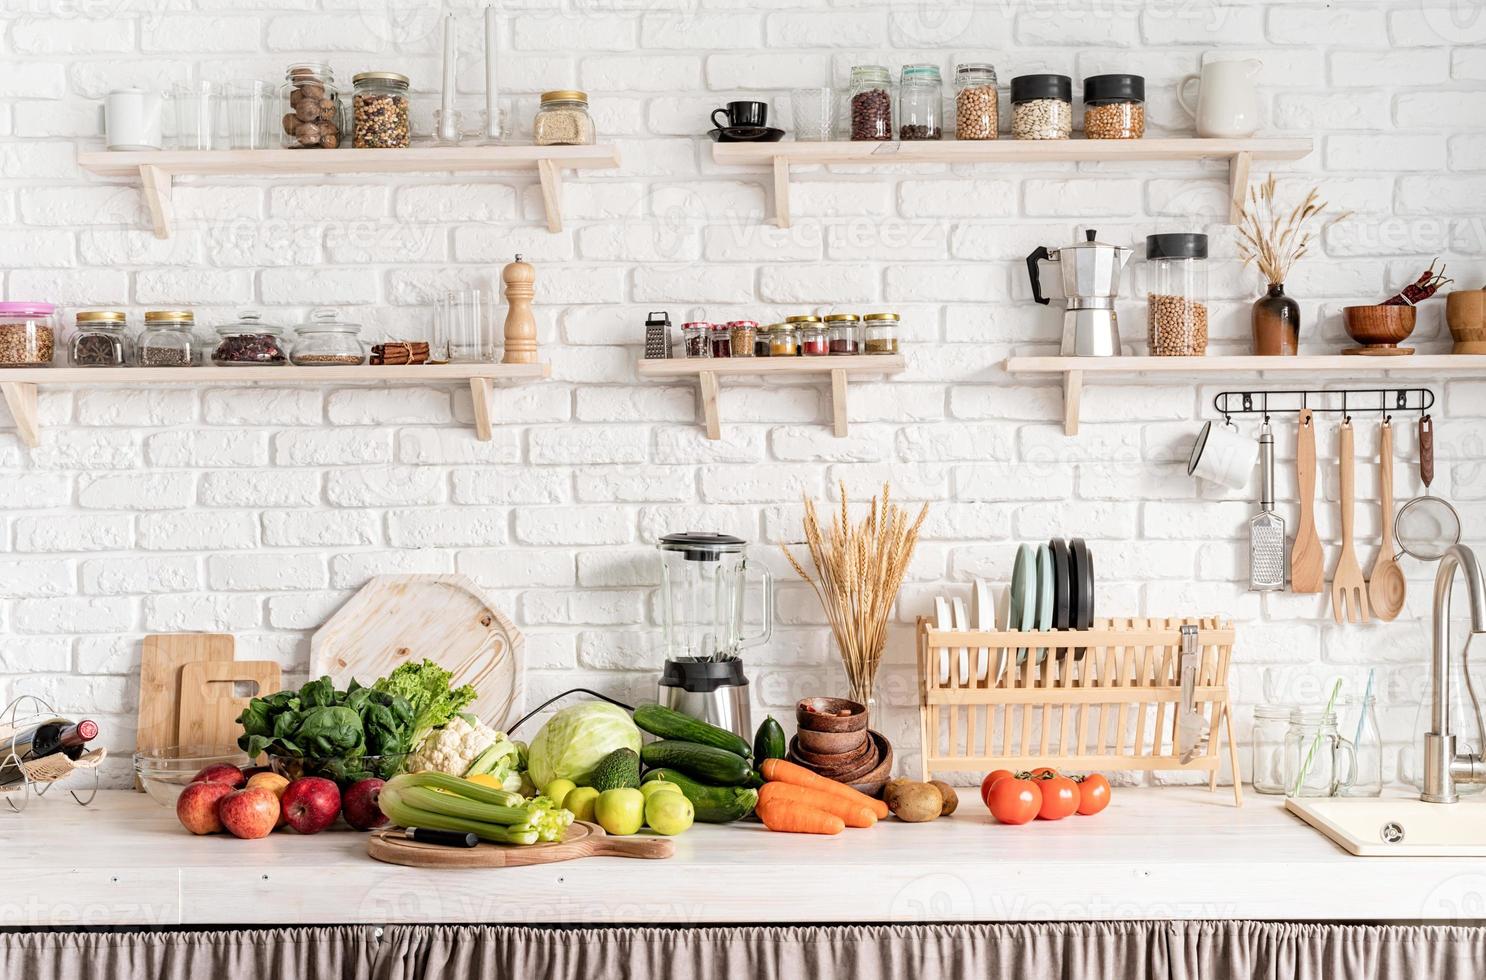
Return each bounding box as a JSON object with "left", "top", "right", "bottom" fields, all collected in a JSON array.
[
  {"left": 1331, "top": 421, "right": 1371, "bottom": 625},
  {"left": 1291, "top": 409, "right": 1325, "bottom": 594},
  {"left": 1368, "top": 420, "right": 1407, "bottom": 621}
]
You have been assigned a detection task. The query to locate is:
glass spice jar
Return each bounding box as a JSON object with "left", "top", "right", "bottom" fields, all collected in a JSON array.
[
  {"left": 1010, "top": 74, "right": 1072, "bottom": 140},
  {"left": 847, "top": 65, "right": 893, "bottom": 141},
  {"left": 0, "top": 302, "right": 57, "bottom": 366},
  {"left": 898, "top": 64, "right": 943, "bottom": 141},
  {"left": 753, "top": 324, "right": 773, "bottom": 358},
  {"left": 138, "top": 310, "right": 200, "bottom": 367},
  {"left": 534, "top": 90, "right": 596, "bottom": 146},
  {"left": 1083, "top": 74, "right": 1145, "bottom": 139},
  {"left": 954, "top": 63, "right": 998, "bottom": 140},
  {"left": 709, "top": 324, "right": 732, "bottom": 358},
  {"left": 825, "top": 313, "right": 861, "bottom": 354},
  {"left": 70, "top": 310, "right": 130, "bottom": 367},
  {"left": 292, "top": 308, "right": 365, "bottom": 365},
  {"left": 352, "top": 72, "right": 410, "bottom": 148},
  {"left": 799, "top": 322, "right": 829, "bottom": 357},
  {"left": 681, "top": 321, "right": 711, "bottom": 358},
  {"left": 728, "top": 320, "right": 757, "bottom": 358},
  {"left": 770, "top": 323, "right": 798, "bottom": 357},
  {"left": 863, "top": 312, "right": 901, "bottom": 354},
  {"left": 281, "top": 63, "right": 342, "bottom": 149},
  {"left": 213, "top": 310, "right": 290, "bottom": 366}
]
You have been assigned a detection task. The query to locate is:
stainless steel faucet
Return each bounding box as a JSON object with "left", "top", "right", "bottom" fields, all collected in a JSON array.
[{"left": 1422, "top": 544, "right": 1486, "bottom": 803}]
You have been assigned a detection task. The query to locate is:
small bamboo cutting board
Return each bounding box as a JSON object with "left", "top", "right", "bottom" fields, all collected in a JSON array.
[
  {"left": 310, "top": 575, "right": 524, "bottom": 730},
  {"left": 136, "top": 633, "right": 236, "bottom": 753},
  {"left": 366, "top": 821, "right": 674, "bottom": 868},
  {"left": 177, "top": 660, "right": 282, "bottom": 752}
]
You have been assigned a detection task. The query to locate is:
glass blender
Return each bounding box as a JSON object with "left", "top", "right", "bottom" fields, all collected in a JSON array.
[{"left": 657, "top": 532, "right": 773, "bottom": 740}]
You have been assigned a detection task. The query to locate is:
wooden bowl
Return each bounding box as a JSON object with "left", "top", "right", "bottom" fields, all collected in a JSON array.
[
  {"left": 848, "top": 731, "right": 894, "bottom": 799},
  {"left": 1342, "top": 304, "right": 1417, "bottom": 355},
  {"left": 1447, "top": 289, "right": 1486, "bottom": 354},
  {"left": 788, "top": 733, "right": 873, "bottom": 772},
  {"left": 795, "top": 726, "right": 868, "bottom": 756},
  {"left": 796, "top": 697, "right": 868, "bottom": 733}
]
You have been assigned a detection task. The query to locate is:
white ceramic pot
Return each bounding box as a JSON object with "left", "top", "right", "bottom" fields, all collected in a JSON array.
[
  {"left": 105, "top": 88, "right": 164, "bottom": 150},
  {"left": 1177, "top": 59, "right": 1262, "bottom": 139}
]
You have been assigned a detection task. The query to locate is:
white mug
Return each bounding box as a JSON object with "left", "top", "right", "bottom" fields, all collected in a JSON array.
[
  {"left": 1188, "top": 419, "right": 1259, "bottom": 489},
  {"left": 1177, "top": 59, "right": 1262, "bottom": 139},
  {"left": 105, "top": 88, "right": 163, "bottom": 150}
]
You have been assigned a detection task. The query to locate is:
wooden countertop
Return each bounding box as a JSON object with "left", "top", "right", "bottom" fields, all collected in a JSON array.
[{"left": 6, "top": 788, "right": 1484, "bottom": 926}]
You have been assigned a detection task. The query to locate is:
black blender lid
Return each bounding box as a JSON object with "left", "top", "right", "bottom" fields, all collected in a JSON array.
[
  {"left": 659, "top": 532, "right": 746, "bottom": 559},
  {"left": 1011, "top": 73, "right": 1072, "bottom": 103},
  {"left": 1146, "top": 233, "right": 1208, "bottom": 260},
  {"left": 1083, "top": 73, "right": 1145, "bottom": 104}
]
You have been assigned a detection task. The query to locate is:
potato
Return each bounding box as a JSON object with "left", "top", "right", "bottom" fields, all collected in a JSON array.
[
  {"left": 889, "top": 782, "right": 943, "bottom": 823},
  {"left": 882, "top": 778, "right": 913, "bottom": 808},
  {"left": 929, "top": 780, "right": 959, "bottom": 816}
]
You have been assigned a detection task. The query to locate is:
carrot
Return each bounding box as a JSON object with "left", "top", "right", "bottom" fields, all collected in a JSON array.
[
  {"left": 755, "top": 798, "right": 845, "bottom": 836},
  {"left": 759, "top": 758, "right": 890, "bottom": 819},
  {"left": 760, "top": 781, "right": 877, "bottom": 828}
]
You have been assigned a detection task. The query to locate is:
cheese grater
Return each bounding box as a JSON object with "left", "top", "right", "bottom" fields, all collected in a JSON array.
[{"left": 1249, "top": 423, "right": 1286, "bottom": 591}]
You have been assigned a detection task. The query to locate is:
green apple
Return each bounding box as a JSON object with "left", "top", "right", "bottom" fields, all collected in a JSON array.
[
  {"left": 593, "top": 788, "right": 645, "bottom": 836},
  {"left": 638, "top": 780, "right": 681, "bottom": 801},
  {"left": 563, "top": 786, "right": 600, "bottom": 822},
  {"left": 644, "top": 790, "right": 694, "bottom": 836},
  {"left": 543, "top": 778, "right": 576, "bottom": 809}
]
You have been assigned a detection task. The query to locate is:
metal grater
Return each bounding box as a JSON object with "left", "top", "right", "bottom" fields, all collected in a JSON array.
[{"left": 1250, "top": 423, "right": 1287, "bottom": 591}]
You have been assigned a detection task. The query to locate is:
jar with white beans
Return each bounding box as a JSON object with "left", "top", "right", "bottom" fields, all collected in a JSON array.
[{"left": 1010, "top": 74, "right": 1072, "bottom": 140}]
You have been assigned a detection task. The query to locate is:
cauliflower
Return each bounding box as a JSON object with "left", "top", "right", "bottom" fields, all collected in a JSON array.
[{"left": 407, "top": 715, "right": 522, "bottom": 791}]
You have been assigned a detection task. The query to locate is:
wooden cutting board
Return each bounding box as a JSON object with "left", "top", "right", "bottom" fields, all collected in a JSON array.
[
  {"left": 366, "top": 820, "right": 674, "bottom": 868},
  {"left": 136, "top": 633, "right": 235, "bottom": 753},
  {"left": 177, "top": 660, "right": 282, "bottom": 752},
  {"left": 310, "top": 575, "right": 523, "bottom": 730}
]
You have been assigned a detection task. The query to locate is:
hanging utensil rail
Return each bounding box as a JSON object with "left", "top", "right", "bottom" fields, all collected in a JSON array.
[{"left": 1212, "top": 387, "right": 1434, "bottom": 422}]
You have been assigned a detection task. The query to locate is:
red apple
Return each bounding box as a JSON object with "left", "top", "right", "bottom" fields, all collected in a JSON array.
[
  {"left": 342, "top": 778, "right": 387, "bottom": 831},
  {"left": 191, "top": 763, "right": 245, "bottom": 787},
  {"left": 280, "top": 776, "right": 341, "bottom": 834},
  {"left": 219, "top": 787, "right": 280, "bottom": 840},
  {"left": 177, "top": 781, "right": 235, "bottom": 834}
]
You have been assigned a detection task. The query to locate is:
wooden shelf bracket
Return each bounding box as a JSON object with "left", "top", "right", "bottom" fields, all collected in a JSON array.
[
  {"left": 1062, "top": 369, "right": 1083, "bottom": 436},
  {"left": 1, "top": 382, "right": 39, "bottom": 448},
  {"left": 771, "top": 156, "right": 792, "bottom": 229},
  {"left": 536, "top": 158, "right": 563, "bottom": 233},
  {"left": 1228, "top": 150, "right": 1253, "bottom": 225},
  {"left": 139, "top": 164, "right": 174, "bottom": 239}
]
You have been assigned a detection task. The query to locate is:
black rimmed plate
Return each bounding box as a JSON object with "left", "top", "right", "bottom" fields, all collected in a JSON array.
[
  {"left": 1049, "top": 539, "right": 1072, "bottom": 640},
  {"left": 1070, "top": 538, "right": 1095, "bottom": 659},
  {"left": 707, "top": 126, "right": 786, "bottom": 143}
]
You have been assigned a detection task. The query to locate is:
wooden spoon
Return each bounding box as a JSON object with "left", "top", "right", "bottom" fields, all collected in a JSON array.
[
  {"left": 1291, "top": 409, "right": 1325, "bottom": 594},
  {"left": 1369, "top": 420, "right": 1407, "bottom": 621}
]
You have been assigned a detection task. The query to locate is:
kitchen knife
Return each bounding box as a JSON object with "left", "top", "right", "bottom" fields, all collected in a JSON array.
[
  {"left": 405, "top": 827, "right": 479, "bottom": 848},
  {"left": 1177, "top": 625, "right": 1207, "bottom": 764}
]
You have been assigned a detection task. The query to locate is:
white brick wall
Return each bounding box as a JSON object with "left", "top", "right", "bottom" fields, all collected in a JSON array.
[{"left": 0, "top": 0, "right": 1482, "bottom": 791}]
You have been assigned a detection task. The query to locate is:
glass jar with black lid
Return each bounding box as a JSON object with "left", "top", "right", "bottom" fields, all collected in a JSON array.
[
  {"left": 1010, "top": 74, "right": 1072, "bottom": 140},
  {"left": 1083, "top": 74, "right": 1145, "bottom": 139}
]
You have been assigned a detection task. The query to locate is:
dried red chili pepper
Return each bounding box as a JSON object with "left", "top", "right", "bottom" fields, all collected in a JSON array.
[{"left": 1382, "top": 259, "right": 1453, "bottom": 306}]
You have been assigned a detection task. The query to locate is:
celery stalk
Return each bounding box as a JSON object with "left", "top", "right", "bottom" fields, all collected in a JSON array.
[{"left": 379, "top": 786, "right": 540, "bottom": 845}]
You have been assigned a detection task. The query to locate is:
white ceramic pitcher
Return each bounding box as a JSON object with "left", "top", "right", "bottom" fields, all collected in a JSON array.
[{"left": 1177, "top": 59, "right": 1262, "bottom": 138}]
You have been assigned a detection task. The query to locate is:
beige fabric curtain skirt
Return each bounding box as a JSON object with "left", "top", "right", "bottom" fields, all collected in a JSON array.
[{"left": 5, "top": 921, "right": 1486, "bottom": 980}]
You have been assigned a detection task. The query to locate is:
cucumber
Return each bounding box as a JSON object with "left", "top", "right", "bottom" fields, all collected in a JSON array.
[
  {"left": 643, "top": 768, "right": 757, "bottom": 823},
  {"left": 632, "top": 703, "right": 751, "bottom": 758},
  {"left": 641, "top": 740, "right": 763, "bottom": 787},
  {"left": 752, "top": 716, "right": 786, "bottom": 766}
]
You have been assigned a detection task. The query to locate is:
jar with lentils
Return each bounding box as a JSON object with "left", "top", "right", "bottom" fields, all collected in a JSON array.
[
  {"left": 848, "top": 65, "right": 893, "bottom": 141},
  {"left": 70, "top": 310, "right": 130, "bottom": 367},
  {"left": 1146, "top": 233, "right": 1209, "bottom": 356},
  {"left": 281, "top": 63, "right": 342, "bottom": 149},
  {"left": 352, "top": 72, "right": 410, "bottom": 148},
  {"left": 138, "top": 310, "right": 201, "bottom": 367},
  {"left": 534, "top": 90, "right": 596, "bottom": 146},
  {"left": 954, "top": 63, "right": 998, "bottom": 140},
  {"left": 863, "top": 312, "right": 900, "bottom": 354},
  {"left": 898, "top": 64, "right": 943, "bottom": 141},
  {"left": 1010, "top": 74, "right": 1072, "bottom": 140},
  {"left": 1083, "top": 74, "right": 1145, "bottom": 139},
  {"left": 728, "top": 320, "right": 757, "bottom": 358},
  {"left": 0, "top": 302, "right": 57, "bottom": 366}
]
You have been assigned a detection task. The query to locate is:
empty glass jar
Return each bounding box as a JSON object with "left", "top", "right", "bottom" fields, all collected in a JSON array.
[
  {"left": 1283, "top": 707, "right": 1357, "bottom": 798},
  {"left": 213, "top": 310, "right": 290, "bottom": 365},
  {"left": 898, "top": 64, "right": 943, "bottom": 141},
  {"left": 138, "top": 310, "right": 200, "bottom": 367},
  {"left": 1337, "top": 694, "right": 1383, "bottom": 798},
  {"left": 1250, "top": 704, "right": 1291, "bottom": 796},
  {"left": 292, "top": 309, "right": 365, "bottom": 365},
  {"left": 70, "top": 310, "right": 130, "bottom": 367}
]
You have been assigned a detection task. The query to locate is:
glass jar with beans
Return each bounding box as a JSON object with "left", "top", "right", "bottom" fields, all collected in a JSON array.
[
  {"left": 898, "top": 64, "right": 943, "bottom": 141},
  {"left": 69, "top": 310, "right": 130, "bottom": 367},
  {"left": 954, "top": 63, "right": 998, "bottom": 140},
  {"left": 281, "top": 63, "right": 342, "bottom": 149},
  {"left": 352, "top": 72, "right": 410, "bottom": 148},
  {"left": 533, "top": 91, "right": 596, "bottom": 146},
  {"left": 1146, "top": 233, "right": 1209, "bottom": 356},
  {"left": 138, "top": 310, "right": 201, "bottom": 367},
  {"left": 213, "top": 310, "right": 291, "bottom": 365},
  {"left": 847, "top": 65, "right": 893, "bottom": 141},
  {"left": 1083, "top": 74, "right": 1145, "bottom": 140},
  {"left": 1010, "top": 74, "right": 1072, "bottom": 140}
]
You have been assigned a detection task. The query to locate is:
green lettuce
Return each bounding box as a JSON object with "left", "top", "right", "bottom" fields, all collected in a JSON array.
[{"left": 373, "top": 659, "right": 478, "bottom": 749}]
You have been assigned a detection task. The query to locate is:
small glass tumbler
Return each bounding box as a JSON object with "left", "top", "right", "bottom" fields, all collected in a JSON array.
[
  {"left": 172, "top": 81, "right": 220, "bottom": 150},
  {"left": 227, "top": 80, "right": 273, "bottom": 150},
  {"left": 1337, "top": 694, "right": 1383, "bottom": 798},
  {"left": 790, "top": 87, "right": 837, "bottom": 142},
  {"left": 439, "top": 289, "right": 493, "bottom": 363}
]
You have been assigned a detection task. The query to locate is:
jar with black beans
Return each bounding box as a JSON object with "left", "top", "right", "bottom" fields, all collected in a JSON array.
[{"left": 848, "top": 64, "right": 893, "bottom": 141}]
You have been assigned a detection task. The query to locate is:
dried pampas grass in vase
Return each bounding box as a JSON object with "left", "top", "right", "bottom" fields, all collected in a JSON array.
[{"left": 782, "top": 483, "right": 928, "bottom": 719}]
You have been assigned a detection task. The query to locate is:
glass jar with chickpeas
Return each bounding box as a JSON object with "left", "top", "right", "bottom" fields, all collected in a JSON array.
[{"left": 954, "top": 63, "right": 999, "bottom": 140}]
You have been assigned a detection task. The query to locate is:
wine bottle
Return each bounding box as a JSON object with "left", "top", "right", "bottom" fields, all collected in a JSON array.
[{"left": 0, "top": 717, "right": 99, "bottom": 786}]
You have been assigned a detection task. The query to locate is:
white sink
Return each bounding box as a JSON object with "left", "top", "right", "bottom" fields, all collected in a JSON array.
[{"left": 1287, "top": 796, "right": 1486, "bottom": 856}]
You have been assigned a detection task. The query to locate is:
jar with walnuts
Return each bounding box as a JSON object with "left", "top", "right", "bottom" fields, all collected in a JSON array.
[{"left": 281, "top": 63, "right": 342, "bottom": 149}]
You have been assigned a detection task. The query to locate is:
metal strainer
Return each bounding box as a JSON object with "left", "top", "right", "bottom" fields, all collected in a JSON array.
[{"left": 1396, "top": 414, "right": 1463, "bottom": 562}]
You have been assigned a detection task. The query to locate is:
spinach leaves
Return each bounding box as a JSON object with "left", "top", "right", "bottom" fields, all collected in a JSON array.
[{"left": 237, "top": 676, "right": 416, "bottom": 773}]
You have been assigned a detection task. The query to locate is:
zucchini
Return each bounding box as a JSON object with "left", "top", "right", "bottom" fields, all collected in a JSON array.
[
  {"left": 752, "top": 715, "right": 786, "bottom": 766},
  {"left": 641, "top": 740, "right": 762, "bottom": 787},
  {"left": 632, "top": 703, "right": 751, "bottom": 758},
  {"left": 643, "top": 768, "right": 757, "bottom": 823}
]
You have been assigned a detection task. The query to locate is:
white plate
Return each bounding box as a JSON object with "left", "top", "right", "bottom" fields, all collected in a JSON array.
[
  {"left": 970, "top": 579, "right": 993, "bottom": 681},
  {"left": 934, "top": 596, "right": 952, "bottom": 684},
  {"left": 994, "top": 586, "right": 1011, "bottom": 682},
  {"left": 950, "top": 597, "right": 971, "bottom": 683}
]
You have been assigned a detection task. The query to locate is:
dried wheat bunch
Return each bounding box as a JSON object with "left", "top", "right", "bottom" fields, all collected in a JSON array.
[{"left": 1235, "top": 173, "right": 1349, "bottom": 287}]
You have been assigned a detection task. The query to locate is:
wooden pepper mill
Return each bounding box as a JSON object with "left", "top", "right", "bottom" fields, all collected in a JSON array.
[{"left": 501, "top": 253, "right": 537, "bottom": 364}]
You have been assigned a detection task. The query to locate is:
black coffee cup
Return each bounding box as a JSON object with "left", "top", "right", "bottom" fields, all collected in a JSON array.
[{"left": 712, "top": 100, "right": 767, "bottom": 131}]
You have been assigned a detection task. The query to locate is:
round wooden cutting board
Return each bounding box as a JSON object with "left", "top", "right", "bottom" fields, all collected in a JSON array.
[{"left": 366, "top": 820, "right": 675, "bottom": 869}]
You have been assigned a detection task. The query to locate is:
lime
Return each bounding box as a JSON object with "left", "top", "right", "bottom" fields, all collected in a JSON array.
[
  {"left": 645, "top": 790, "right": 694, "bottom": 835},
  {"left": 594, "top": 788, "right": 646, "bottom": 836},
  {"left": 543, "top": 778, "right": 576, "bottom": 809},
  {"left": 639, "top": 780, "right": 681, "bottom": 801}
]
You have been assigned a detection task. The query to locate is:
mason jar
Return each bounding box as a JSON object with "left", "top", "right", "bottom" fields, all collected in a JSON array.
[
  {"left": 281, "top": 62, "right": 341, "bottom": 149},
  {"left": 954, "top": 63, "right": 999, "bottom": 140},
  {"left": 898, "top": 64, "right": 943, "bottom": 141},
  {"left": 728, "top": 320, "right": 757, "bottom": 358},
  {"left": 681, "top": 321, "right": 711, "bottom": 358},
  {"left": 534, "top": 90, "right": 595, "bottom": 146},
  {"left": 352, "top": 72, "right": 410, "bottom": 148},
  {"left": 1283, "top": 708, "right": 1357, "bottom": 798},
  {"left": 847, "top": 65, "right": 893, "bottom": 141},
  {"left": 1250, "top": 704, "right": 1291, "bottom": 796}
]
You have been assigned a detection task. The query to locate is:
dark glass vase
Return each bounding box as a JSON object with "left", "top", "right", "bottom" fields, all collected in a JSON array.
[{"left": 1252, "top": 282, "right": 1300, "bottom": 356}]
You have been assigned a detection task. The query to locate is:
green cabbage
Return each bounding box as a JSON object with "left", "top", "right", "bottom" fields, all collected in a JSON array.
[{"left": 526, "top": 702, "right": 641, "bottom": 791}]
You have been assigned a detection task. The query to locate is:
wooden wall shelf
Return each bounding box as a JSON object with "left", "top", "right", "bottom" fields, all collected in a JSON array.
[
  {"left": 635, "top": 354, "right": 905, "bottom": 440},
  {"left": 712, "top": 138, "right": 1312, "bottom": 228},
  {"left": 1004, "top": 354, "right": 1486, "bottom": 435},
  {"left": 77, "top": 145, "right": 623, "bottom": 237},
  {"left": 0, "top": 363, "right": 550, "bottom": 448}
]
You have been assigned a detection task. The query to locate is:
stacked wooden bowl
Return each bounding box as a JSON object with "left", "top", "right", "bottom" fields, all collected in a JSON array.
[{"left": 790, "top": 697, "right": 893, "bottom": 798}]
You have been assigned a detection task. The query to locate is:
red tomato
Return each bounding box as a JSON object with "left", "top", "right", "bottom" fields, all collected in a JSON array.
[
  {"left": 1035, "top": 773, "right": 1079, "bottom": 821},
  {"left": 1030, "top": 766, "right": 1059, "bottom": 779},
  {"left": 1075, "top": 774, "right": 1111, "bottom": 816},
  {"left": 988, "top": 776, "right": 1041, "bottom": 825},
  {"left": 979, "top": 769, "right": 1014, "bottom": 807}
]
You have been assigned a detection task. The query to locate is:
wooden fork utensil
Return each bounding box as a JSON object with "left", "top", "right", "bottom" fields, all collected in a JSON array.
[{"left": 1331, "top": 420, "right": 1371, "bottom": 625}]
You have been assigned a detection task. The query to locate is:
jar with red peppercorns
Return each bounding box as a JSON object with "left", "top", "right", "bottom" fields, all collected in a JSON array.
[{"left": 213, "top": 310, "right": 291, "bottom": 365}]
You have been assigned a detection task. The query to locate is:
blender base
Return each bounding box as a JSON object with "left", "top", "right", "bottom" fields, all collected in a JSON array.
[{"left": 657, "top": 658, "right": 752, "bottom": 742}]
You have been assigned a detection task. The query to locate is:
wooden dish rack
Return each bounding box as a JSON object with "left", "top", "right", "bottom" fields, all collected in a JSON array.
[{"left": 916, "top": 617, "right": 1241, "bottom": 805}]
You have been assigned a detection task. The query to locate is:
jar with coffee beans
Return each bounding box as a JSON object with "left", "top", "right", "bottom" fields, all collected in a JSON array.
[
  {"left": 1146, "top": 233, "right": 1209, "bottom": 356},
  {"left": 848, "top": 65, "right": 893, "bottom": 141},
  {"left": 352, "top": 72, "right": 410, "bottom": 148},
  {"left": 898, "top": 64, "right": 943, "bottom": 141},
  {"left": 1083, "top": 74, "right": 1145, "bottom": 140},
  {"left": 954, "top": 63, "right": 998, "bottom": 140},
  {"left": 281, "top": 63, "right": 342, "bottom": 149},
  {"left": 1010, "top": 74, "right": 1072, "bottom": 140}
]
